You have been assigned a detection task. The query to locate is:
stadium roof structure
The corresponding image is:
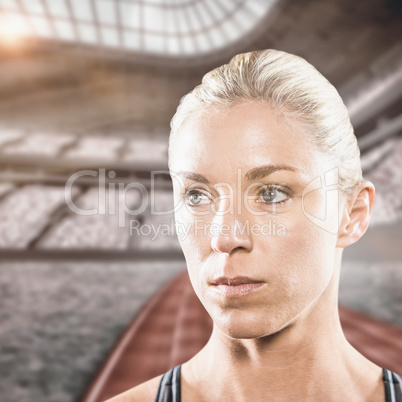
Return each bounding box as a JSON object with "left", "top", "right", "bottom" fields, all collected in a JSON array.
[{"left": 0, "top": 0, "right": 278, "bottom": 60}]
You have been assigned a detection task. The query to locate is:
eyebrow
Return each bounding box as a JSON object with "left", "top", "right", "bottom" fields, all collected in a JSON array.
[{"left": 176, "top": 164, "right": 299, "bottom": 184}]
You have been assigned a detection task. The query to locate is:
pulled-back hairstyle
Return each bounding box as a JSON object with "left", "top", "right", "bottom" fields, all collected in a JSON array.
[{"left": 169, "top": 49, "right": 364, "bottom": 195}]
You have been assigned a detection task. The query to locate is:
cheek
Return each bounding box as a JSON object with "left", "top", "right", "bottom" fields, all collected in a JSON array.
[
  {"left": 174, "top": 211, "right": 210, "bottom": 290},
  {"left": 174, "top": 202, "right": 216, "bottom": 250},
  {"left": 176, "top": 212, "right": 207, "bottom": 255},
  {"left": 260, "top": 213, "right": 337, "bottom": 300}
]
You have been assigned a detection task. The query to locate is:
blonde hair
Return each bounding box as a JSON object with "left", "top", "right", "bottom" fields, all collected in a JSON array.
[{"left": 170, "top": 49, "right": 363, "bottom": 195}]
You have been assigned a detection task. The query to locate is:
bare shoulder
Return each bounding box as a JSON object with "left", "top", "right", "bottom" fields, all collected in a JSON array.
[{"left": 105, "top": 374, "right": 163, "bottom": 402}]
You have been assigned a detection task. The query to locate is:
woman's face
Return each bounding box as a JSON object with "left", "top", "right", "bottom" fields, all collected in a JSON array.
[{"left": 169, "top": 101, "right": 344, "bottom": 339}]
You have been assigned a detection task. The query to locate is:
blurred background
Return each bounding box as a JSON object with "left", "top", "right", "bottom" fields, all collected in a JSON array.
[{"left": 0, "top": 0, "right": 401, "bottom": 401}]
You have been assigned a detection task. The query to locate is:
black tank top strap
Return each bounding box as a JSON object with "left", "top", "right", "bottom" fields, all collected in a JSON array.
[
  {"left": 155, "top": 364, "right": 182, "bottom": 402},
  {"left": 154, "top": 365, "right": 401, "bottom": 401},
  {"left": 383, "top": 368, "right": 402, "bottom": 402}
]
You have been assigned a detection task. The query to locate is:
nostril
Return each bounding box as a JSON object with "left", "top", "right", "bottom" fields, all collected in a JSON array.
[
  {"left": 211, "top": 245, "right": 222, "bottom": 254},
  {"left": 211, "top": 243, "right": 229, "bottom": 254}
]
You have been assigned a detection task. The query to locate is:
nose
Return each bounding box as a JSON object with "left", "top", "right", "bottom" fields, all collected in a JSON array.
[{"left": 210, "top": 205, "right": 253, "bottom": 255}]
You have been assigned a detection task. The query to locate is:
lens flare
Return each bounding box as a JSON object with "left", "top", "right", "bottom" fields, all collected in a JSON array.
[{"left": 0, "top": 12, "right": 30, "bottom": 46}]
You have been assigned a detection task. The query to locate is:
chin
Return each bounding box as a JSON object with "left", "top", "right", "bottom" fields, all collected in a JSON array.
[
  {"left": 219, "top": 325, "right": 268, "bottom": 340},
  {"left": 213, "top": 308, "right": 289, "bottom": 340}
]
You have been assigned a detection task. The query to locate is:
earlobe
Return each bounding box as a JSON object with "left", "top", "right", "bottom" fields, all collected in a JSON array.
[{"left": 336, "top": 181, "right": 375, "bottom": 249}]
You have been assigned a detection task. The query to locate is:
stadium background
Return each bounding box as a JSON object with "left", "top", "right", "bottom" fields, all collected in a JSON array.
[{"left": 0, "top": 1, "right": 401, "bottom": 401}]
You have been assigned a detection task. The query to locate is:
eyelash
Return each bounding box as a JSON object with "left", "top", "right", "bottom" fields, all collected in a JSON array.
[
  {"left": 183, "top": 185, "right": 292, "bottom": 207},
  {"left": 183, "top": 189, "right": 210, "bottom": 207},
  {"left": 255, "top": 185, "right": 291, "bottom": 205}
]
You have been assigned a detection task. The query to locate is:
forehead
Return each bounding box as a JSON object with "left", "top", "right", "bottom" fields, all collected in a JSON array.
[{"left": 169, "top": 101, "right": 326, "bottom": 183}]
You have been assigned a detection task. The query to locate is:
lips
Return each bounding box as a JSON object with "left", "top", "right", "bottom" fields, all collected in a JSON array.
[
  {"left": 209, "top": 276, "right": 266, "bottom": 297},
  {"left": 210, "top": 276, "right": 265, "bottom": 286}
]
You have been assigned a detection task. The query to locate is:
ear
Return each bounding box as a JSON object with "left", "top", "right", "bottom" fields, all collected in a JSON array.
[{"left": 336, "top": 181, "right": 375, "bottom": 249}]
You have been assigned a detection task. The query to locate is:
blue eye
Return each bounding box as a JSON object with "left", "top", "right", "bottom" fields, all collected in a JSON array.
[
  {"left": 257, "top": 186, "right": 289, "bottom": 204},
  {"left": 185, "top": 190, "right": 210, "bottom": 206},
  {"left": 184, "top": 185, "right": 291, "bottom": 208}
]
